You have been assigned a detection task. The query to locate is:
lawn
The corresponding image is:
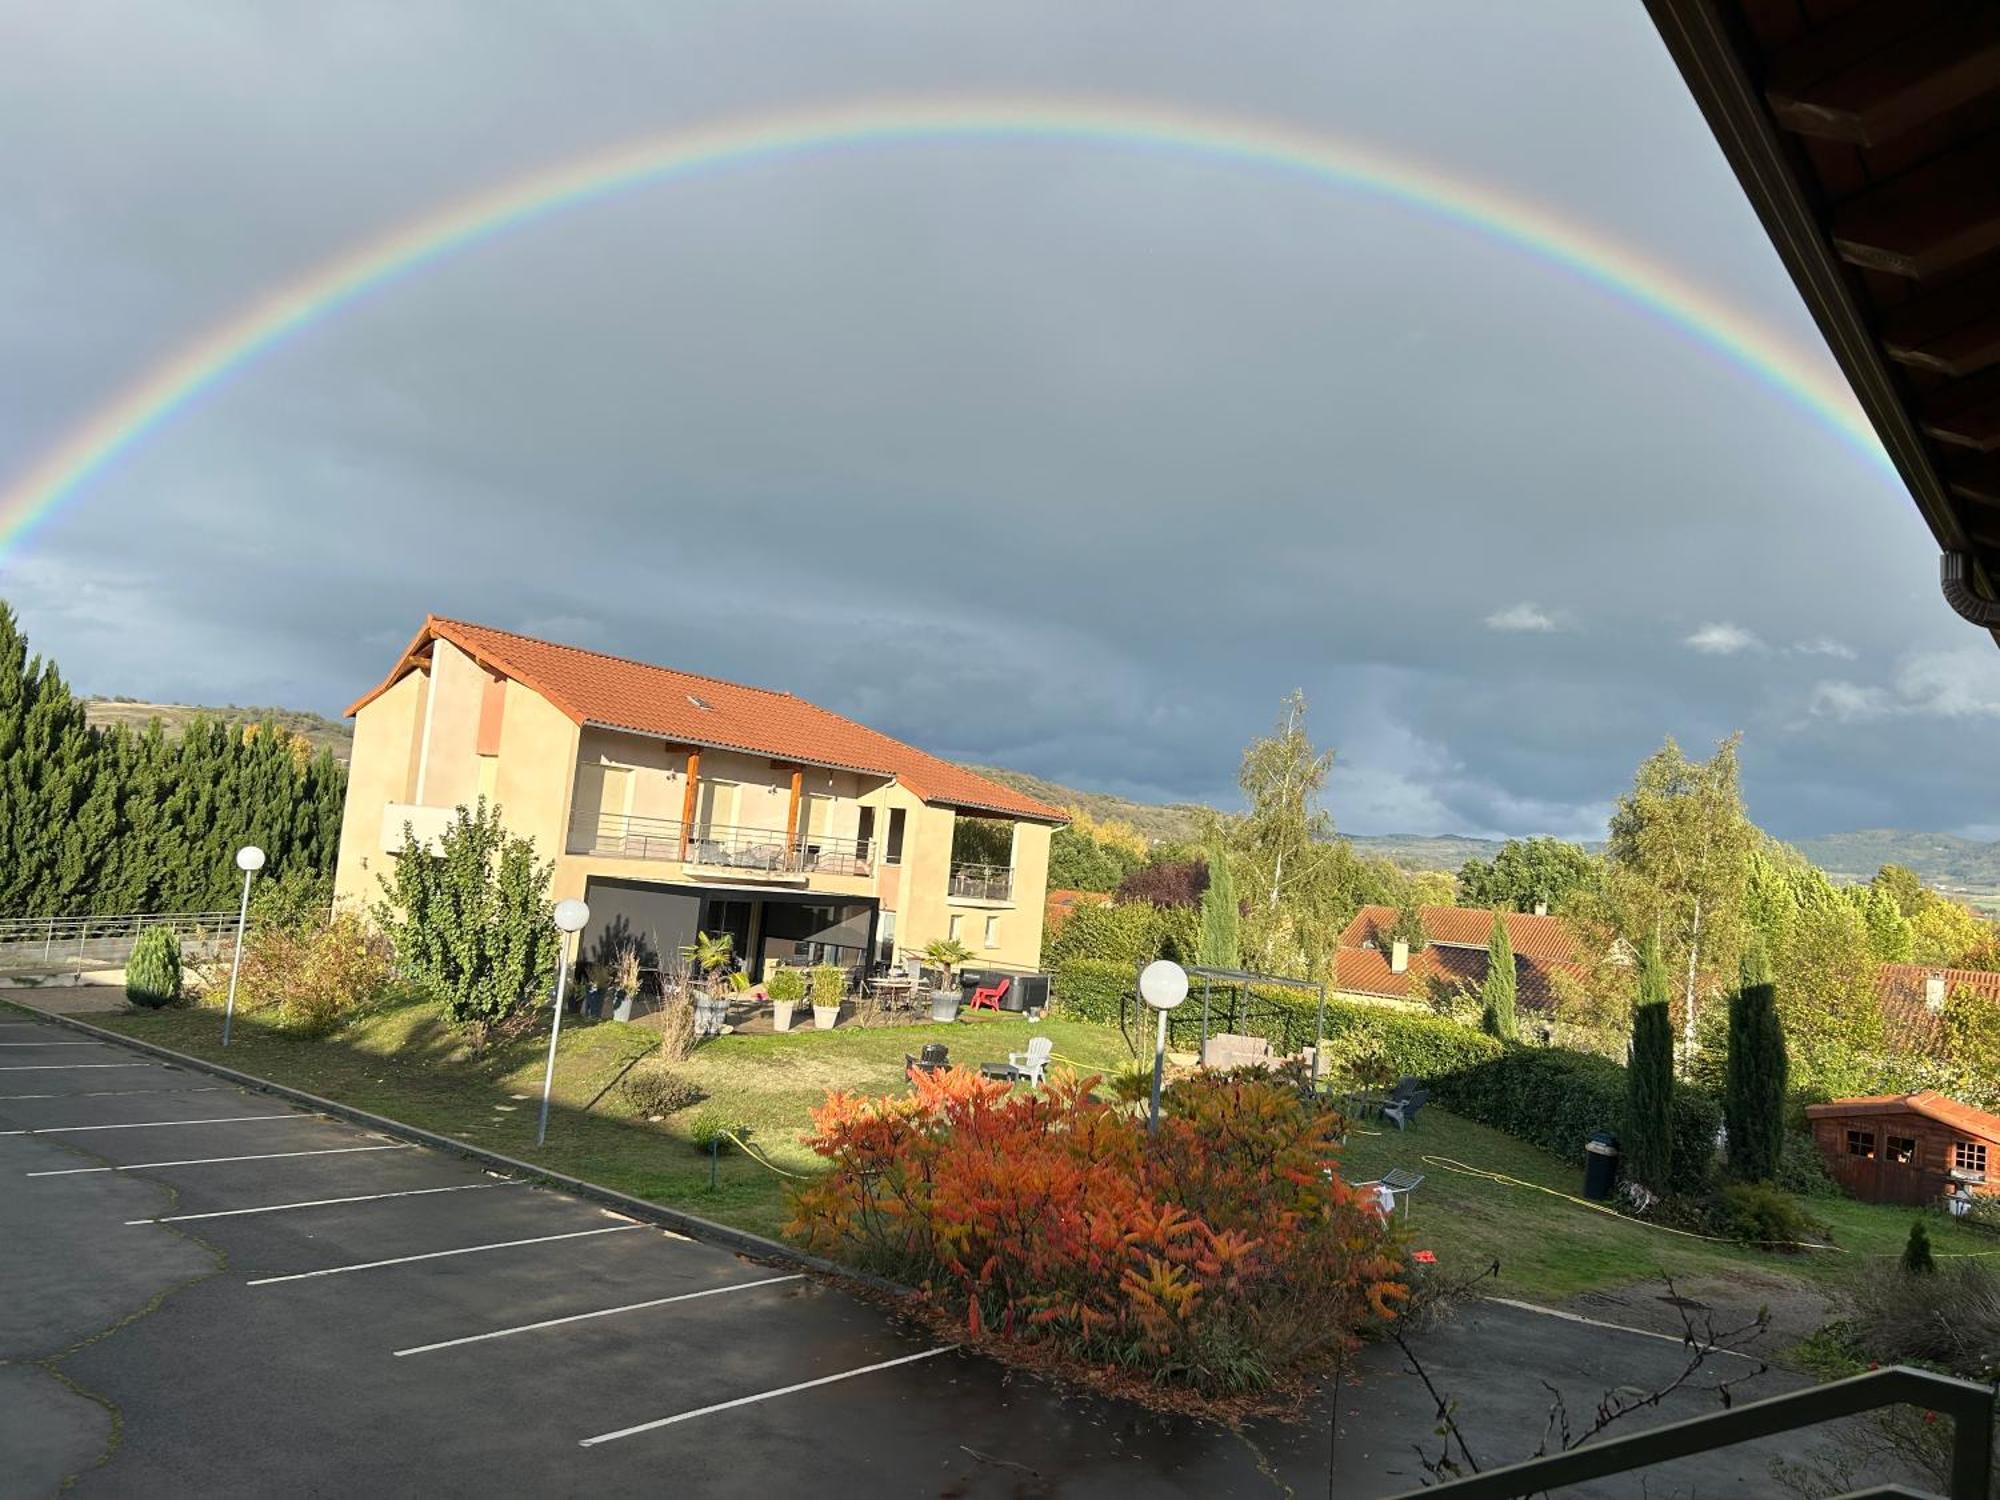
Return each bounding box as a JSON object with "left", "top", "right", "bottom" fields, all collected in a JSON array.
[{"left": 77, "top": 997, "right": 1133, "bottom": 1240}]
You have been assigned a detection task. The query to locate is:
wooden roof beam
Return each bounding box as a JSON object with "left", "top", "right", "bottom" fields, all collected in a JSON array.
[
  {"left": 1880, "top": 263, "right": 2000, "bottom": 377},
  {"left": 1831, "top": 136, "right": 2000, "bottom": 280},
  {"left": 1767, "top": 1, "right": 2000, "bottom": 148},
  {"left": 1923, "top": 365, "right": 2000, "bottom": 451}
]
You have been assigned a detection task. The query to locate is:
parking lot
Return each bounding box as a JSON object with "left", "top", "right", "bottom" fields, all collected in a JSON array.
[{"left": 2, "top": 1007, "right": 1824, "bottom": 1497}]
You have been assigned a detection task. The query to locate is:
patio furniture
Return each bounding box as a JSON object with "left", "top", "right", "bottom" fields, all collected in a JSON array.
[
  {"left": 1356, "top": 1166, "right": 1425, "bottom": 1219},
  {"left": 966, "top": 977, "right": 1010, "bottom": 1012},
  {"left": 1380, "top": 1080, "right": 1430, "bottom": 1131},
  {"left": 978, "top": 1061, "right": 1018, "bottom": 1081},
  {"left": 1007, "top": 1035, "right": 1054, "bottom": 1086},
  {"left": 905, "top": 1042, "right": 950, "bottom": 1078}
]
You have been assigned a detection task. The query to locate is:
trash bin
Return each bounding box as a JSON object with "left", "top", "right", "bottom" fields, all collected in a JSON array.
[{"left": 1583, "top": 1131, "right": 1620, "bottom": 1201}]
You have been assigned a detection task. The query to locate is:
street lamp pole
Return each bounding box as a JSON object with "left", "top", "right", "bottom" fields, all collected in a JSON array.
[
  {"left": 1138, "top": 959, "right": 1189, "bottom": 1136},
  {"left": 536, "top": 899, "right": 591, "bottom": 1149},
  {"left": 221, "top": 845, "right": 265, "bottom": 1047}
]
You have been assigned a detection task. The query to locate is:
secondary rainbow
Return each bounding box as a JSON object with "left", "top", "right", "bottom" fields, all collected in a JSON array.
[{"left": 0, "top": 96, "right": 1887, "bottom": 561}]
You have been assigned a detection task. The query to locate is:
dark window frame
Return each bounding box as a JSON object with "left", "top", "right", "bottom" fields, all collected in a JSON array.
[
  {"left": 1846, "top": 1129, "right": 1876, "bottom": 1159},
  {"left": 1955, "top": 1140, "right": 1989, "bottom": 1176},
  {"left": 1886, "top": 1136, "right": 1917, "bottom": 1166}
]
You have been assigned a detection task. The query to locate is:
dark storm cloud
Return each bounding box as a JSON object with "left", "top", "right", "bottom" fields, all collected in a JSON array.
[{"left": 2, "top": 1, "right": 1991, "bottom": 839}]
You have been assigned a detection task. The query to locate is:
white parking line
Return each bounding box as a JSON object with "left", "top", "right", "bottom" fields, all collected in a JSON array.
[
  {"left": 0, "top": 1041, "right": 104, "bottom": 1047},
  {"left": 0, "top": 1086, "right": 230, "bottom": 1101},
  {"left": 0, "top": 1113, "right": 305, "bottom": 1136},
  {"left": 393, "top": 1274, "right": 806, "bottom": 1357},
  {"left": 248, "top": 1223, "right": 644, "bottom": 1285},
  {"left": 31, "top": 1143, "right": 413, "bottom": 1177},
  {"left": 0, "top": 1063, "right": 165, "bottom": 1072},
  {"left": 1483, "top": 1297, "right": 1767, "bottom": 1362},
  {"left": 127, "top": 1178, "right": 521, "bottom": 1224},
  {"left": 578, "top": 1347, "right": 953, "bottom": 1446}
]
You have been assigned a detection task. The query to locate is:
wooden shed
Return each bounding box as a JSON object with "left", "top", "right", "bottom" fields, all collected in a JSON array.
[{"left": 1805, "top": 1091, "right": 1999, "bottom": 1207}]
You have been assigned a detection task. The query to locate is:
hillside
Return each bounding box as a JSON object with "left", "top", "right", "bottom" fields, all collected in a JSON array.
[
  {"left": 1345, "top": 834, "right": 1508, "bottom": 872},
  {"left": 83, "top": 700, "right": 354, "bottom": 765},
  {"left": 967, "top": 765, "right": 1210, "bottom": 843}
]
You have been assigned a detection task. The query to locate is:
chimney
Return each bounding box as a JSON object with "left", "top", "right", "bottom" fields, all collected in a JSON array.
[
  {"left": 1533, "top": 901, "right": 1548, "bottom": 917},
  {"left": 1925, "top": 974, "right": 1947, "bottom": 1011},
  {"left": 1391, "top": 939, "right": 1409, "bottom": 974}
]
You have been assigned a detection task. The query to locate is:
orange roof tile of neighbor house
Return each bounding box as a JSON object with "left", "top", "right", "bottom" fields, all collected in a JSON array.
[
  {"left": 1332, "top": 941, "right": 1585, "bottom": 1013},
  {"left": 1805, "top": 1091, "right": 2000, "bottom": 1147},
  {"left": 348, "top": 616, "right": 1067, "bottom": 823},
  {"left": 1339, "top": 905, "right": 1584, "bottom": 965},
  {"left": 1874, "top": 963, "right": 2000, "bottom": 1054}
]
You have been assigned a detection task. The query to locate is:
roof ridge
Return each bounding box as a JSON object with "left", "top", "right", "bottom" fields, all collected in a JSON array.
[{"left": 433, "top": 617, "right": 801, "bottom": 703}]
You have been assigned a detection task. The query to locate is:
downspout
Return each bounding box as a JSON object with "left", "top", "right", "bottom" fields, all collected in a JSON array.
[{"left": 1941, "top": 553, "right": 2000, "bottom": 626}]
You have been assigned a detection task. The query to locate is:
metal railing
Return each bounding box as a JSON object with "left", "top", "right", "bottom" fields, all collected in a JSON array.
[
  {"left": 0, "top": 910, "right": 239, "bottom": 968},
  {"left": 1392, "top": 1364, "right": 1994, "bottom": 1500},
  {"left": 567, "top": 812, "right": 873, "bottom": 878},
  {"left": 948, "top": 862, "right": 1014, "bottom": 901}
]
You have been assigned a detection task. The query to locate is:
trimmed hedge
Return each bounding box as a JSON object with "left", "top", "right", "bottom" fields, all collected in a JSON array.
[
  {"left": 1052, "top": 958, "right": 1502, "bottom": 1081},
  {"left": 1431, "top": 1048, "right": 1721, "bottom": 1197}
]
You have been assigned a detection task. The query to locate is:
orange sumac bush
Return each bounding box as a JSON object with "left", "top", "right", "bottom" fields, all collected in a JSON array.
[{"left": 787, "top": 1066, "right": 1406, "bottom": 1409}]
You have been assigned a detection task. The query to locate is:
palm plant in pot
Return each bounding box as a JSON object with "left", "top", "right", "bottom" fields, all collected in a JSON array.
[
  {"left": 809, "top": 963, "right": 846, "bottom": 1030},
  {"left": 922, "top": 937, "right": 974, "bottom": 1022},
  {"left": 681, "top": 931, "right": 737, "bottom": 1038},
  {"left": 766, "top": 965, "right": 805, "bottom": 1033}
]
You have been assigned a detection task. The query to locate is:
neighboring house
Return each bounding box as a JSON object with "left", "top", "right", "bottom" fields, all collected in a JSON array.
[
  {"left": 1874, "top": 962, "right": 2000, "bottom": 1058},
  {"left": 1805, "top": 1091, "right": 1999, "bottom": 1207},
  {"left": 1332, "top": 904, "right": 1594, "bottom": 1016},
  {"left": 332, "top": 617, "right": 1066, "bottom": 980}
]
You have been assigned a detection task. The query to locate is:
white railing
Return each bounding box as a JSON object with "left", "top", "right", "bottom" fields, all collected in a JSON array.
[{"left": 0, "top": 910, "right": 239, "bottom": 967}]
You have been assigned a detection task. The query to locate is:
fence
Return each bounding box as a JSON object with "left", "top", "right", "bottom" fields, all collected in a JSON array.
[{"left": 0, "top": 911, "right": 239, "bottom": 971}]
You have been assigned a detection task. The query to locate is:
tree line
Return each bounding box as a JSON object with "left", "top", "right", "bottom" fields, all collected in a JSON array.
[{"left": 0, "top": 603, "right": 346, "bottom": 916}]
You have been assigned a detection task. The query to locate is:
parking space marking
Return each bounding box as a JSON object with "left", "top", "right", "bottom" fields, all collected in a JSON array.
[
  {"left": 30, "top": 1143, "right": 414, "bottom": 1177},
  {"left": 248, "top": 1223, "right": 644, "bottom": 1285},
  {"left": 0, "top": 1086, "right": 230, "bottom": 1101},
  {"left": 577, "top": 1347, "right": 953, "bottom": 1446},
  {"left": 1, "top": 1112, "right": 306, "bottom": 1136},
  {"left": 393, "top": 1274, "right": 806, "bottom": 1357},
  {"left": 0, "top": 1041, "right": 106, "bottom": 1047},
  {"left": 128, "top": 1178, "right": 522, "bottom": 1224},
  {"left": 0, "top": 1062, "right": 167, "bottom": 1072}
]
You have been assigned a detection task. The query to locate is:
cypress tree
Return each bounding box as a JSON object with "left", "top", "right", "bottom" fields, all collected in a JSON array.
[
  {"left": 1481, "top": 912, "right": 1517, "bottom": 1041},
  {"left": 1197, "top": 840, "right": 1240, "bottom": 970},
  {"left": 1626, "top": 999, "right": 1676, "bottom": 1193},
  {"left": 1901, "top": 1220, "right": 1936, "bottom": 1275},
  {"left": 1724, "top": 980, "right": 1788, "bottom": 1182}
]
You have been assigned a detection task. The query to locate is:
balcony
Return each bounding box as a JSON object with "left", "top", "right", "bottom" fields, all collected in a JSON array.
[
  {"left": 567, "top": 811, "right": 873, "bottom": 882},
  {"left": 948, "top": 862, "right": 1014, "bottom": 903}
]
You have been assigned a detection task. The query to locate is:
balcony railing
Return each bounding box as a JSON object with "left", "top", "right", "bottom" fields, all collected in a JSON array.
[
  {"left": 568, "top": 811, "right": 872, "bottom": 878},
  {"left": 948, "top": 862, "right": 1014, "bottom": 902}
]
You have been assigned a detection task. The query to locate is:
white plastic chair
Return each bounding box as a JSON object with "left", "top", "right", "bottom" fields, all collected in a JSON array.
[{"left": 1008, "top": 1034, "right": 1055, "bottom": 1086}]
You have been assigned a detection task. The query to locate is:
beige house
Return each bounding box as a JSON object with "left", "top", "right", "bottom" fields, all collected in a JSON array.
[{"left": 333, "top": 617, "right": 1066, "bottom": 983}]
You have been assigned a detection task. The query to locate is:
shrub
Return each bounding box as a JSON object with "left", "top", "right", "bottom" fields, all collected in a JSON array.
[
  {"left": 1042, "top": 901, "right": 1166, "bottom": 970},
  {"left": 1774, "top": 1129, "right": 1841, "bottom": 1198},
  {"left": 1053, "top": 958, "right": 1134, "bottom": 1024},
  {"left": 619, "top": 1064, "right": 704, "bottom": 1118},
  {"left": 231, "top": 912, "right": 392, "bottom": 1035},
  {"left": 654, "top": 991, "right": 696, "bottom": 1064},
  {"left": 1431, "top": 1048, "right": 1720, "bottom": 1197},
  {"left": 765, "top": 967, "right": 806, "bottom": 1004},
  {"left": 125, "top": 927, "right": 183, "bottom": 1009},
  {"left": 1900, "top": 1221, "right": 1936, "bottom": 1275},
  {"left": 809, "top": 964, "right": 846, "bottom": 1010},
  {"left": 1850, "top": 1258, "right": 2000, "bottom": 1381},
  {"left": 1709, "top": 1182, "right": 1825, "bottom": 1253},
  {"left": 788, "top": 1067, "right": 1407, "bottom": 1412},
  {"left": 687, "top": 1110, "right": 729, "bottom": 1153}
]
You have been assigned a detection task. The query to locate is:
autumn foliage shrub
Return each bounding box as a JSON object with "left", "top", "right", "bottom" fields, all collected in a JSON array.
[
  {"left": 788, "top": 1067, "right": 1406, "bottom": 1412},
  {"left": 228, "top": 912, "right": 393, "bottom": 1035}
]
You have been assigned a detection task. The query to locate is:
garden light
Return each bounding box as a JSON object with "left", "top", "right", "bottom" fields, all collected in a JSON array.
[
  {"left": 536, "top": 899, "right": 591, "bottom": 1147},
  {"left": 1139, "top": 959, "right": 1188, "bottom": 1135},
  {"left": 221, "top": 845, "right": 265, "bottom": 1047}
]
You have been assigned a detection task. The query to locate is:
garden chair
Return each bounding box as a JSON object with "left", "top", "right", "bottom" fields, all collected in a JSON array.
[
  {"left": 967, "top": 977, "right": 1010, "bottom": 1012},
  {"left": 904, "top": 1042, "right": 950, "bottom": 1080},
  {"left": 1007, "top": 1035, "right": 1054, "bottom": 1086},
  {"left": 1380, "top": 1085, "right": 1429, "bottom": 1131},
  {"left": 1355, "top": 1166, "right": 1425, "bottom": 1219}
]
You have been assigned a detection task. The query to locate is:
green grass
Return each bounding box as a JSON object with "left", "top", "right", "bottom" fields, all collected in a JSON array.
[
  {"left": 1338, "top": 1106, "right": 1995, "bottom": 1299},
  {"left": 76, "top": 997, "right": 1132, "bottom": 1240}
]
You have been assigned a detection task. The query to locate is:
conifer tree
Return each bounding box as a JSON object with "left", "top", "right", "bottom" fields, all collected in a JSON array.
[
  {"left": 1724, "top": 980, "right": 1788, "bottom": 1182},
  {"left": 1196, "top": 840, "right": 1240, "bottom": 970},
  {"left": 1626, "top": 998, "right": 1676, "bottom": 1192},
  {"left": 1481, "top": 912, "right": 1517, "bottom": 1041}
]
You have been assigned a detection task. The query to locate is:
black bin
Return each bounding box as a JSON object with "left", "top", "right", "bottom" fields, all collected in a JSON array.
[
  {"left": 1583, "top": 1131, "right": 1620, "bottom": 1201},
  {"left": 1011, "top": 974, "right": 1050, "bottom": 1013}
]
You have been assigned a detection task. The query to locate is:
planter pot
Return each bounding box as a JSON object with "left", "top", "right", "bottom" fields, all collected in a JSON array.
[
  {"left": 930, "top": 990, "right": 960, "bottom": 1024},
  {"left": 771, "top": 1000, "right": 796, "bottom": 1033},
  {"left": 693, "top": 993, "right": 730, "bottom": 1038},
  {"left": 812, "top": 1004, "right": 840, "bottom": 1031},
  {"left": 611, "top": 991, "right": 636, "bottom": 1024}
]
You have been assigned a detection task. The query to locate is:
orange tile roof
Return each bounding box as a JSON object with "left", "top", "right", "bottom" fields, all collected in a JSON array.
[
  {"left": 1340, "top": 905, "right": 1584, "bottom": 965},
  {"left": 1873, "top": 963, "right": 2000, "bottom": 1055},
  {"left": 348, "top": 616, "right": 1066, "bottom": 823},
  {"left": 1332, "top": 941, "right": 1583, "bottom": 1014},
  {"left": 1805, "top": 1090, "right": 2000, "bottom": 1146}
]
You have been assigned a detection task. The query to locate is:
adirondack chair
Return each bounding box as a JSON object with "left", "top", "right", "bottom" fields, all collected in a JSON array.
[
  {"left": 1380, "top": 1079, "right": 1430, "bottom": 1131},
  {"left": 967, "top": 977, "right": 1010, "bottom": 1012},
  {"left": 1007, "top": 1034, "right": 1054, "bottom": 1086},
  {"left": 905, "top": 1042, "right": 951, "bottom": 1079}
]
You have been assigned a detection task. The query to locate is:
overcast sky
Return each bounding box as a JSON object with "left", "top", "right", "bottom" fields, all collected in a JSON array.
[{"left": 2, "top": 2, "right": 1993, "bottom": 841}]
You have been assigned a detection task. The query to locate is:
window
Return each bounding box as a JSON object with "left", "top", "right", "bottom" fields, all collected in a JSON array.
[
  {"left": 886, "top": 808, "right": 906, "bottom": 864},
  {"left": 1846, "top": 1130, "right": 1876, "bottom": 1160},
  {"left": 856, "top": 807, "right": 875, "bottom": 863},
  {"left": 1886, "top": 1136, "right": 1917, "bottom": 1166},
  {"left": 874, "top": 911, "right": 896, "bottom": 967},
  {"left": 984, "top": 916, "right": 999, "bottom": 950},
  {"left": 1955, "top": 1141, "right": 1989, "bottom": 1177},
  {"left": 948, "top": 914, "right": 963, "bottom": 942}
]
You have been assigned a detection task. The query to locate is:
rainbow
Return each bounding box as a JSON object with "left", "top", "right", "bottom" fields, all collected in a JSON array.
[{"left": 0, "top": 96, "right": 1887, "bottom": 561}]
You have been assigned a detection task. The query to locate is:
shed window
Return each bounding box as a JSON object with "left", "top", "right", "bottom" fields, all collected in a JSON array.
[
  {"left": 1886, "top": 1136, "right": 1917, "bottom": 1166},
  {"left": 1955, "top": 1141, "right": 1989, "bottom": 1177},
  {"left": 1845, "top": 1130, "right": 1875, "bottom": 1159}
]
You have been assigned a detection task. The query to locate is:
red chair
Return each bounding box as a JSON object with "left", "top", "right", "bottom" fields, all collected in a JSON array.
[{"left": 967, "top": 977, "right": 1010, "bottom": 1012}]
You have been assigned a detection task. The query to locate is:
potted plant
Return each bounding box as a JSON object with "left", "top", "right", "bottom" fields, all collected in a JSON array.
[
  {"left": 809, "top": 963, "right": 845, "bottom": 1030},
  {"left": 922, "top": 937, "right": 973, "bottom": 1023},
  {"left": 682, "top": 931, "right": 737, "bottom": 1038},
  {"left": 608, "top": 941, "right": 643, "bottom": 1023},
  {"left": 766, "top": 965, "right": 805, "bottom": 1033}
]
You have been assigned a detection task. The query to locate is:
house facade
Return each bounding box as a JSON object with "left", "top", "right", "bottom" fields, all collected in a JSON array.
[
  {"left": 332, "top": 617, "right": 1065, "bottom": 982},
  {"left": 1332, "top": 904, "right": 1595, "bottom": 1016},
  {"left": 1805, "top": 1092, "right": 1999, "bottom": 1208}
]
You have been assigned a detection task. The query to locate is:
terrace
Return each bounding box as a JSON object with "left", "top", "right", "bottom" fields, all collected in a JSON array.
[{"left": 567, "top": 811, "right": 875, "bottom": 881}]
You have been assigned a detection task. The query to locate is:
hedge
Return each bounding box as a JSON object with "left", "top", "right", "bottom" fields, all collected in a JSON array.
[
  {"left": 1431, "top": 1048, "right": 1721, "bottom": 1197},
  {"left": 1052, "top": 959, "right": 1502, "bottom": 1081}
]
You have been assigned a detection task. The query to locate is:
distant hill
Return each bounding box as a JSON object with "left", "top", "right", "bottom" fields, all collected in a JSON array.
[
  {"left": 1346, "top": 834, "right": 1508, "bottom": 872},
  {"left": 83, "top": 700, "right": 353, "bottom": 765},
  {"left": 966, "top": 766, "right": 1210, "bottom": 844},
  {"left": 1789, "top": 829, "right": 2000, "bottom": 889}
]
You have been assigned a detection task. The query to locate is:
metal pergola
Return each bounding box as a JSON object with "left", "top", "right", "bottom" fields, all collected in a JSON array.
[{"left": 1121, "top": 962, "right": 1328, "bottom": 1089}]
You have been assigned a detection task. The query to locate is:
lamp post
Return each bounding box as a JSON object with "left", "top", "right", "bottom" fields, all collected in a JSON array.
[
  {"left": 536, "top": 899, "right": 591, "bottom": 1148},
  {"left": 221, "top": 845, "right": 265, "bottom": 1047},
  {"left": 1139, "top": 959, "right": 1189, "bottom": 1135}
]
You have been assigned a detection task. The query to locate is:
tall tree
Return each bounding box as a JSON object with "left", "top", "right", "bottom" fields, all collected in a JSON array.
[
  {"left": 1625, "top": 997, "right": 1676, "bottom": 1193},
  {"left": 1197, "top": 841, "right": 1240, "bottom": 970},
  {"left": 1457, "top": 836, "right": 1599, "bottom": 914},
  {"left": 1723, "top": 981, "right": 1787, "bottom": 1182},
  {"left": 1607, "top": 735, "right": 1755, "bottom": 1062},
  {"left": 1480, "top": 912, "right": 1517, "bottom": 1041}
]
